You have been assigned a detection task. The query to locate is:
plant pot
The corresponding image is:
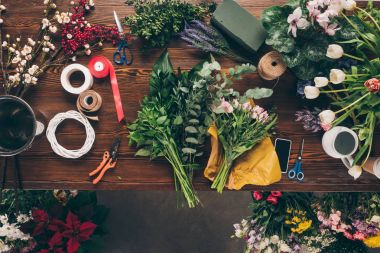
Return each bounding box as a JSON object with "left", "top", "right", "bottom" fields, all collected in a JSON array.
[{"left": 0, "top": 95, "right": 39, "bottom": 156}]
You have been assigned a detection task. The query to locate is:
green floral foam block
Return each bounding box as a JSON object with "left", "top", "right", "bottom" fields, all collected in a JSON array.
[{"left": 211, "top": 0, "right": 267, "bottom": 53}]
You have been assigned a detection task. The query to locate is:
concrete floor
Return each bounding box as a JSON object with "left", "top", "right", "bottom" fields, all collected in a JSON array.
[{"left": 97, "top": 191, "right": 380, "bottom": 253}]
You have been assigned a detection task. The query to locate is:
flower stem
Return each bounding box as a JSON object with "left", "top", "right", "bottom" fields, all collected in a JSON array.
[
  {"left": 336, "top": 92, "right": 371, "bottom": 114},
  {"left": 211, "top": 155, "right": 233, "bottom": 193},
  {"left": 355, "top": 7, "right": 380, "bottom": 33},
  {"left": 320, "top": 87, "right": 365, "bottom": 93},
  {"left": 343, "top": 53, "right": 364, "bottom": 62}
]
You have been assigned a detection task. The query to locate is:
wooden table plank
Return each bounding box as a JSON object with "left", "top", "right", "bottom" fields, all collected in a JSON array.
[{"left": 1, "top": 0, "right": 380, "bottom": 191}]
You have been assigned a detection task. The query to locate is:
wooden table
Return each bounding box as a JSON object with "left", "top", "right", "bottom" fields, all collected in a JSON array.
[{"left": 2, "top": 0, "right": 380, "bottom": 191}]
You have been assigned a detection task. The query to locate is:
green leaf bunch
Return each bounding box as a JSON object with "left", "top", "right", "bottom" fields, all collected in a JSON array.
[{"left": 124, "top": 0, "right": 215, "bottom": 49}]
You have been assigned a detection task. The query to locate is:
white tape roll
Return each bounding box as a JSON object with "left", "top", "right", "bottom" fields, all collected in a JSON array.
[
  {"left": 60, "top": 63, "right": 94, "bottom": 94},
  {"left": 46, "top": 110, "right": 95, "bottom": 159}
]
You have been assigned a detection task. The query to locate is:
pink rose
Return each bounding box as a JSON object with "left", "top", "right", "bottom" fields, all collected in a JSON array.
[
  {"left": 270, "top": 191, "right": 282, "bottom": 197},
  {"left": 253, "top": 191, "right": 263, "bottom": 201},
  {"left": 364, "top": 78, "right": 380, "bottom": 93},
  {"left": 266, "top": 195, "right": 278, "bottom": 205}
]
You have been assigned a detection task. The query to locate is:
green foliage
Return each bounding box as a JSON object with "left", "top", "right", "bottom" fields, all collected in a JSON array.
[
  {"left": 124, "top": 0, "right": 215, "bottom": 48},
  {"left": 261, "top": 0, "right": 352, "bottom": 80}
]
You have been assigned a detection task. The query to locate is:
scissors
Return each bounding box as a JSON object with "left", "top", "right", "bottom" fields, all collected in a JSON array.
[
  {"left": 113, "top": 11, "right": 133, "bottom": 65},
  {"left": 89, "top": 138, "right": 121, "bottom": 184},
  {"left": 288, "top": 138, "right": 305, "bottom": 182}
]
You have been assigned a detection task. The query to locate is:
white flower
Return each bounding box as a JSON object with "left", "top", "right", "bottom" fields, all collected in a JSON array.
[
  {"left": 21, "top": 45, "right": 32, "bottom": 56},
  {"left": 98, "top": 42, "right": 103, "bottom": 47},
  {"left": 27, "top": 38, "right": 36, "bottom": 46},
  {"left": 270, "top": 235, "right": 279, "bottom": 244},
  {"left": 84, "top": 43, "right": 90, "bottom": 49},
  {"left": 0, "top": 215, "right": 8, "bottom": 225},
  {"left": 370, "top": 215, "right": 380, "bottom": 223},
  {"left": 0, "top": 239, "right": 10, "bottom": 252},
  {"left": 71, "top": 56, "right": 77, "bottom": 62},
  {"left": 0, "top": 19, "right": 3, "bottom": 24},
  {"left": 85, "top": 49, "right": 91, "bottom": 55},
  {"left": 344, "top": 0, "right": 357, "bottom": 11},
  {"left": 89, "top": 0, "right": 95, "bottom": 7},
  {"left": 8, "top": 47, "right": 15, "bottom": 53},
  {"left": 25, "top": 54, "right": 32, "bottom": 61},
  {"left": 43, "top": 47, "right": 50, "bottom": 53},
  {"left": 43, "top": 0, "right": 49, "bottom": 4},
  {"left": 49, "top": 25, "right": 57, "bottom": 33},
  {"left": 280, "top": 243, "right": 292, "bottom": 252},
  {"left": 319, "top": 110, "right": 335, "bottom": 125},
  {"left": 20, "top": 59, "right": 26, "bottom": 66},
  {"left": 16, "top": 214, "right": 30, "bottom": 224},
  {"left": 50, "top": 3, "right": 57, "bottom": 9},
  {"left": 314, "top": 77, "right": 329, "bottom": 88},
  {"left": 0, "top": 5, "right": 6, "bottom": 11},
  {"left": 11, "top": 56, "right": 21, "bottom": 64},
  {"left": 66, "top": 33, "right": 73, "bottom": 39},
  {"left": 31, "top": 77, "right": 38, "bottom": 85},
  {"left": 329, "top": 69, "right": 346, "bottom": 84},
  {"left": 1, "top": 41, "right": 7, "bottom": 47},
  {"left": 348, "top": 165, "right": 362, "bottom": 180},
  {"left": 63, "top": 16, "right": 71, "bottom": 24},
  {"left": 70, "top": 1, "right": 75, "bottom": 5},
  {"left": 304, "top": 86, "right": 320, "bottom": 99},
  {"left": 44, "top": 35, "right": 50, "bottom": 41},
  {"left": 24, "top": 73, "right": 32, "bottom": 83},
  {"left": 287, "top": 7, "right": 310, "bottom": 37},
  {"left": 327, "top": 44, "right": 344, "bottom": 59},
  {"left": 41, "top": 18, "right": 50, "bottom": 29}
]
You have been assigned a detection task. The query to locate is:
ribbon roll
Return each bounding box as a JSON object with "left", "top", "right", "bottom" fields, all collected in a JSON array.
[
  {"left": 60, "top": 64, "right": 94, "bottom": 94},
  {"left": 76, "top": 90, "right": 103, "bottom": 121},
  {"left": 88, "top": 56, "right": 125, "bottom": 123}
]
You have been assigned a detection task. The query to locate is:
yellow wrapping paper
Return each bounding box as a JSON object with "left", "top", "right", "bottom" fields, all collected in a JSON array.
[{"left": 204, "top": 124, "right": 282, "bottom": 190}]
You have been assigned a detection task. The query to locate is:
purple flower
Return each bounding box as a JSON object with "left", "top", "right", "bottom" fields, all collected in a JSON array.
[
  {"left": 296, "top": 80, "right": 312, "bottom": 97},
  {"left": 295, "top": 108, "right": 322, "bottom": 132}
]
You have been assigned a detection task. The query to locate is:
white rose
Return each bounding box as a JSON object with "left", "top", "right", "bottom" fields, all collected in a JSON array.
[
  {"left": 314, "top": 77, "right": 329, "bottom": 88},
  {"left": 326, "top": 44, "right": 344, "bottom": 59},
  {"left": 330, "top": 69, "right": 346, "bottom": 84},
  {"left": 344, "top": 0, "right": 357, "bottom": 11},
  {"left": 304, "top": 86, "right": 320, "bottom": 99},
  {"left": 348, "top": 165, "right": 362, "bottom": 180},
  {"left": 319, "top": 110, "right": 336, "bottom": 125}
]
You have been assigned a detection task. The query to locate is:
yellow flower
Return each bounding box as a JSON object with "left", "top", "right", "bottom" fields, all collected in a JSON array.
[
  {"left": 364, "top": 235, "right": 380, "bottom": 248},
  {"left": 286, "top": 208, "right": 292, "bottom": 214},
  {"left": 292, "top": 216, "right": 301, "bottom": 223},
  {"left": 296, "top": 220, "right": 312, "bottom": 234},
  {"left": 285, "top": 220, "right": 292, "bottom": 225}
]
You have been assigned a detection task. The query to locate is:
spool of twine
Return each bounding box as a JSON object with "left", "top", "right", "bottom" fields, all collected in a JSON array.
[
  {"left": 258, "top": 51, "right": 287, "bottom": 80},
  {"left": 76, "top": 90, "right": 102, "bottom": 121}
]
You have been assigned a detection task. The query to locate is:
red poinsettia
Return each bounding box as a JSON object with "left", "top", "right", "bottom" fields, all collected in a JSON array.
[
  {"left": 37, "top": 232, "right": 65, "bottom": 253},
  {"left": 32, "top": 209, "right": 49, "bottom": 236},
  {"left": 60, "top": 212, "right": 97, "bottom": 253}
]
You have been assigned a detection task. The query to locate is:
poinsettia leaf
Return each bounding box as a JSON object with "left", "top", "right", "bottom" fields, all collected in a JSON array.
[
  {"left": 282, "top": 47, "right": 304, "bottom": 68},
  {"left": 67, "top": 237, "right": 80, "bottom": 253},
  {"left": 245, "top": 88, "right": 273, "bottom": 99},
  {"left": 79, "top": 221, "right": 97, "bottom": 240}
]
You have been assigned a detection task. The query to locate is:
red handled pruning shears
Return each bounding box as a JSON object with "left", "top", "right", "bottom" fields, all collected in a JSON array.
[{"left": 89, "top": 138, "right": 121, "bottom": 184}]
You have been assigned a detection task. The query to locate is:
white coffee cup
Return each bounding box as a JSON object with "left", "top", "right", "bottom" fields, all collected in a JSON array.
[{"left": 322, "top": 126, "right": 359, "bottom": 168}]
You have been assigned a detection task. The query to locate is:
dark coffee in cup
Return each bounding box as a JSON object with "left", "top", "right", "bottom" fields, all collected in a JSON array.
[
  {"left": 334, "top": 131, "right": 357, "bottom": 156},
  {"left": 0, "top": 96, "right": 36, "bottom": 156}
]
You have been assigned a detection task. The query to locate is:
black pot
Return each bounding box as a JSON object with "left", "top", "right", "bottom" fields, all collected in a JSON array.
[{"left": 0, "top": 95, "right": 37, "bottom": 156}]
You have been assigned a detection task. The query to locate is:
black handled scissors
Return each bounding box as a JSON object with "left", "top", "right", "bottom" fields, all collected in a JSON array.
[
  {"left": 113, "top": 11, "right": 133, "bottom": 66},
  {"left": 288, "top": 138, "right": 305, "bottom": 182}
]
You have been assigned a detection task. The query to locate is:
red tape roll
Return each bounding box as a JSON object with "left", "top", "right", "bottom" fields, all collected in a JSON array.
[{"left": 88, "top": 56, "right": 125, "bottom": 123}]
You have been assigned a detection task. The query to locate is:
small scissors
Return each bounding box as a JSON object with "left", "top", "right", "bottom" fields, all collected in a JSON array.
[
  {"left": 288, "top": 138, "right": 305, "bottom": 182},
  {"left": 113, "top": 11, "right": 133, "bottom": 65},
  {"left": 89, "top": 138, "right": 121, "bottom": 184}
]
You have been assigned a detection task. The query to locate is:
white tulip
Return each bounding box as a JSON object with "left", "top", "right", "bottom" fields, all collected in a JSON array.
[
  {"left": 314, "top": 77, "right": 329, "bottom": 88},
  {"left": 326, "top": 44, "right": 344, "bottom": 59},
  {"left": 344, "top": 0, "right": 357, "bottom": 11},
  {"left": 348, "top": 165, "right": 362, "bottom": 180},
  {"left": 304, "top": 86, "right": 320, "bottom": 99},
  {"left": 329, "top": 69, "right": 346, "bottom": 84},
  {"left": 319, "top": 110, "right": 335, "bottom": 125}
]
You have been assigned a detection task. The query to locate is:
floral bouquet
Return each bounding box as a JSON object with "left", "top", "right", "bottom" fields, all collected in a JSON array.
[
  {"left": 210, "top": 100, "right": 276, "bottom": 193},
  {"left": 232, "top": 192, "right": 322, "bottom": 253},
  {"left": 316, "top": 192, "right": 380, "bottom": 248},
  {"left": 0, "top": 190, "right": 108, "bottom": 253},
  {"left": 0, "top": 0, "right": 119, "bottom": 97}
]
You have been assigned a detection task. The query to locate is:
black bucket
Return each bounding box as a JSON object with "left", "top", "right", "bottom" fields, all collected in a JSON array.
[{"left": 0, "top": 95, "right": 37, "bottom": 157}]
